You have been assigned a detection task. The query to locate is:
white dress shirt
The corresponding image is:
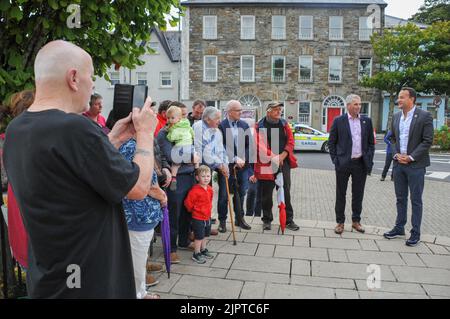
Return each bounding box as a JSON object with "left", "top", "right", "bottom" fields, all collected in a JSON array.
[{"left": 399, "top": 106, "right": 416, "bottom": 155}]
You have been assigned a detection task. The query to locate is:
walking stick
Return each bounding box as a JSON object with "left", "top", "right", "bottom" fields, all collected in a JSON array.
[{"left": 224, "top": 174, "right": 237, "bottom": 246}]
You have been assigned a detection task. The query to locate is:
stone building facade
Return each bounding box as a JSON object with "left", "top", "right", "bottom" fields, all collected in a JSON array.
[{"left": 181, "top": 0, "right": 387, "bottom": 131}]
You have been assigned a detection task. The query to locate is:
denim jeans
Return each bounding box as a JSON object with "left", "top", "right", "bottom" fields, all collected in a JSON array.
[
  {"left": 393, "top": 164, "right": 426, "bottom": 237},
  {"left": 218, "top": 167, "right": 249, "bottom": 223}
]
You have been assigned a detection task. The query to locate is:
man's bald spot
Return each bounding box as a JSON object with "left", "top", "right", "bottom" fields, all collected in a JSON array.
[{"left": 34, "top": 40, "right": 93, "bottom": 81}]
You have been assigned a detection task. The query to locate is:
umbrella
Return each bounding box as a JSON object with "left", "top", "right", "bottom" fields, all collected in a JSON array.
[
  {"left": 160, "top": 206, "right": 171, "bottom": 278},
  {"left": 275, "top": 172, "right": 287, "bottom": 235}
]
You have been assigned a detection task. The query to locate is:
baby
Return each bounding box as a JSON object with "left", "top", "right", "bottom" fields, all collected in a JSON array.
[{"left": 166, "top": 105, "right": 196, "bottom": 190}]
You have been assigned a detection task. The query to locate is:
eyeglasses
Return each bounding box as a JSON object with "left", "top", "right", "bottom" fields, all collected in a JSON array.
[{"left": 231, "top": 109, "right": 243, "bottom": 112}]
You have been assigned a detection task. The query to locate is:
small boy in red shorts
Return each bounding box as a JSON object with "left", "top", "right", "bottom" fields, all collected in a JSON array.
[{"left": 184, "top": 165, "right": 215, "bottom": 263}]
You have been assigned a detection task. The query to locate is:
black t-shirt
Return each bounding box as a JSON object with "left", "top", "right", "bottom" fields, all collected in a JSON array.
[{"left": 3, "top": 109, "right": 139, "bottom": 298}]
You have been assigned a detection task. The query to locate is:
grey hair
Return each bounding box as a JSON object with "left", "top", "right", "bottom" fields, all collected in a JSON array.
[
  {"left": 225, "top": 100, "right": 241, "bottom": 112},
  {"left": 346, "top": 94, "right": 361, "bottom": 105},
  {"left": 202, "top": 106, "right": 221, "bottom": 121}
]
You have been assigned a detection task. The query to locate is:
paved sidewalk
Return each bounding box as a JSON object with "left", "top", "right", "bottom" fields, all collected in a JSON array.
[{"left": 149, "top": 218, "right": 450, "bottom": 299}]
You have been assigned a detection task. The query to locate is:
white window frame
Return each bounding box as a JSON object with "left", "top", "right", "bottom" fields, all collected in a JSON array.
[
  {"left": 298, "top": 101, "right": 312, "bottom": 125},
  {"left": 149, "top": 42, "right": 159, "bottom": 54},
  {"left": 159, "top": 72, "right": 172, "bottom": 88},
  {"left": 299, "top": 16, "right": 313, "bottom": 40},
  {"left": 361, "top": 102, "right": 371, "bottom": 117},
  {"left": 271, "top": 55, "right": 286, "bottom": 83},
  {"left": 240, "top": 55, "right": 255, "bottom": 82},
  {"left": 109, "top": 71, "right": 120, "bottom": 87},
  {"left": 359, "top": 16, "right": 373, "bottom": 41},
  {"left": 136, "top": 72, "right": 147, "bottom": 86},
  {"left": 241, "top": 15, "right": 255, "bottom": 40},
  {"left": 358, "top": 58, "right": 373, "bottom": 81},
  {"left": 328, "top": 56, "right": 343, "bottom": 83},
  {"left": 206, "top": 100, "right": 219, "bottom": 108},
  {"left": 299, "top": 56, "right": 313, "bottom": 82},
  {"left": 203, "top": 16, "right": 217, "bottom": 40},
  {"left": 272, "top": 16, "right": 286, "bottom": 40},
  {"left": 329, "top": 16, "right": 343, "bottom": 40},
  {"left": 203, "top": 55, "right": 218, "bottom": 82}
]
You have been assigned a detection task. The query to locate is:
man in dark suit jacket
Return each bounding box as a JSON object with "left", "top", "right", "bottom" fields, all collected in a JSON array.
[
  {"left": 328, "top": 94, "right": 375, "bottom": 235},
  {"left": 217, "top": 100, "right": 252, "bottom": 232},
  {"left": 383, "top": 87, "right": 434, "bottom": 247}
]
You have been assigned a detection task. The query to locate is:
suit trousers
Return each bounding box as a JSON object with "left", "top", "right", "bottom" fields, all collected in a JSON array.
[
  {"left": 167, "top": 173, "right": 195, "bottom": 252},
  {"left": 335, "top": 158, "right": 368, "bottom": 224},
  {"left": 218, "top": 167, "right": 249, "bottom": 223},
  {"left": 393, "top": 164, "right": 425, "bottom": 237},
  {"left": 260, "top": 164, "right": 294, "bottom": 224}
]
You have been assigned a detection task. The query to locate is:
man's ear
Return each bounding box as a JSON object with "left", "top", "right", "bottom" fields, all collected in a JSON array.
[{"left": 67, "top": 68, "right": 78, "bottom": 91}]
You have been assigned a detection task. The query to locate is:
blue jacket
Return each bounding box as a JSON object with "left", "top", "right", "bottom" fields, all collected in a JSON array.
[{"left": 384, "top": 130, "right": 393, "bottom": 154}]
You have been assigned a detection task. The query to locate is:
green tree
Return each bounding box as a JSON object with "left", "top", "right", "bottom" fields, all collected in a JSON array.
[
  {"left": 361, "top": 23, "right": 424, "bottom": 131},
  {"left": 411, "top": 0, "right": 450, "bottom": 24},
  {"left": 0, "top": 0, "right": 182, "bottom": 106}
]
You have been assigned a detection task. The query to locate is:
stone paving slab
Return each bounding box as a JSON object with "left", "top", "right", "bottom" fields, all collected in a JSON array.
[
  {"left": 335, "top": 289, "right": 360, "bottom": 299},
  {"left": 376, "top": 240, "right": 433, "bottom": 254},
  {"left": 425, "top": 243, "right": 450, "bottom": 255},
  {"left": 255, "top": 244, "right": 275, "bottom": 257},
  {"left": 290, "top": 275, "right": 356, "bottom": 290},
  {"left": 354, "top": 280, "right": 426, "bottom": 295},
  {"left": 239, "top": 282, "right": 266, "bottom": 299},
  {"left": 328, "top": 249, "right": 349, "bottom": 262},
  {"left": 274, "top": 246, "right": 328, "bottom": 261},
  {"left": 170, "top": 264, "right": 228, "bottom": 278},
  {"left": 291, "top": 260, "right": 311, "bottom": 276},
  {"left": 391, "top": 266, "right": 450, "bottom": 285},
  {"left": 416, "top": 254, "right": 450, "bottom": 270},
  {"left": 358, "top": 291, "right": 429, "bottom": 299},
  {"left": 231, "top": 255, "right": 291, "bottom": 274},
  {"left": 171, "top": 275, "right": 243, "bottom": 299},
  {"left": 311, "top": 237, "right": 362, "bottom": 250},
  {"left": 244, "top": 233, "right": 294, "bottom": 246},
  {"left": 264, "top": 283, "right": 335, "bottom": 299},
  {"left": 422, "top": 285, "right": 450, "bottom": 298},
  {"left": 226, "top": 270, "right": 290, "bottom": 285},
  {"left": 346, "top": 250, "right": 405, "bottom": 266},
  {"left": 312, "top": 261, "right": 396, "bottom": 281},
  {"left": 399, "top": 253, "right": 427, "bottom": 267},
  {"left": 206, "top": 241, "right": 258, "bottom": 256},
  {"left": 210, "top": 253, "right": 236, "bottom": 269}
]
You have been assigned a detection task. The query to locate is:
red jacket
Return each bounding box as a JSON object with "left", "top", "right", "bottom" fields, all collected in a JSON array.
[
  {"left": 154, "top": 113, "right": 167, "bottom": 137},
  {"left": 254, "top": 117, "right": 298, "bottom": 181},
  {"left": 184, "top": 184, "right": 213, "bottom": 221}
]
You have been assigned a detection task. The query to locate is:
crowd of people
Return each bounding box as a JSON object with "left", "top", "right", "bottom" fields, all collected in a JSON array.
[{"left": 0, "top": 40, "right": 434, "bottom": 299}]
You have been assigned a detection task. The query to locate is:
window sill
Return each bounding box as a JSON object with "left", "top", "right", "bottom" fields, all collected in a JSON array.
[
  {"left": 299, "top": 80, "right": 314, "bottom": 83},
  {"left": 160, "top": 86, "right": 173, "bottom": 89}
]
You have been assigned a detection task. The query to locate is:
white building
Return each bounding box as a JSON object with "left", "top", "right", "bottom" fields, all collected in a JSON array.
[{"left": 93, "top": 28, "right": 181, "bottom": 118}]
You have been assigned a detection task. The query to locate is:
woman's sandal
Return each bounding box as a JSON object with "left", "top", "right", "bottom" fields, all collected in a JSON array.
[{"left": 144, "top": 293, "right": 161, "bottom": 299}]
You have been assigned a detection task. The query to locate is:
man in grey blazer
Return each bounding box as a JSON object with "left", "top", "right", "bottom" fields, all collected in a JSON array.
[{"left": 383, "top": 87, "right": 434, "bottom": 246}]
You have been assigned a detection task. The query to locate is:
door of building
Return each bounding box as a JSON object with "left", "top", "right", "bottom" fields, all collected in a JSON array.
[{"left": 327, "top": 108, "right": 341, "bottom": 132}]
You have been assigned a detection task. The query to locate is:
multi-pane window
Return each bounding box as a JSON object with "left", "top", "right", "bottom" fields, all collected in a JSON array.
[
  {"left": 359, "top": 17, "right": 373, "bottom": 41},
  {"left": 204, "top": 56, "right": 218, "bottom": 82},
  {"left": 149, "top": 42, "right": 159, "bottom": 54},
  {"left": 241, "top": 15, "right": 255, "bottom": 40},
  {"left": 299, "top": 16, "right": 313, "bottom": 40},
  {"left": 272, "top": 16, "right": 286, "bottom": 40},
  {"left": 361, "top": 102, "right": 371, "bottom": 117},
  {"left": 298, "top": 101, "right": 311, "bottom": 125},
  {"left": 271, "top": 56, "right": 285, "bottom": 82},
  {"left": 110, "top": 72, "right": 120, "bottom": 86},
  {"left": 206, "top": 100, "right": 219, "bottom": 108},
  {"left": 358, "top": 58, "right": 372, "bottom": 80},
  {"left": 240, "top": 55, "right": 255, "bottom": 82},
  {"left": 203, "top": 16, "right": 217, "bottom": 39},
  {"left": 160, "top": 72, "right": 171, "bottom": 87},
  {"left": 137, "top": 72, "right": 147, "bottom": 86},
  {"left": 329, "top": 56, "right": 343, "bottom": 83},
  {"left": 299, "top": 56, "right": 313, "bottom": 82},
  {"left": 329, "top": 16, "right": 343, "bottom": 40}
]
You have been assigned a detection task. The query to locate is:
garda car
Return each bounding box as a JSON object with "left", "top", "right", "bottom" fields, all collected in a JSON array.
[{"left": 293, "top": 124, "right": 329, "bottom": 152}]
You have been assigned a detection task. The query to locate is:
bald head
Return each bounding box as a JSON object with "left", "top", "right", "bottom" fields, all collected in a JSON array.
[
  {"left": 226, "top": 100, "right": 243, "bottom": 121},
  {"left": 34, "top": 40, "right": 92, "bottom": 81}
]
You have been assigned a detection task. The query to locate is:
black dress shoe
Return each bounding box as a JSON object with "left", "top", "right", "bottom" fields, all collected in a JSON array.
[
  {"left": 238, "top": 220, "right": 251, "bottom": 230},
  {"left": 263, "top": 222, "right": 271, "bottom": 230},
  {"left": 218, "top": 221, "right": 227, "bottom": 233}
]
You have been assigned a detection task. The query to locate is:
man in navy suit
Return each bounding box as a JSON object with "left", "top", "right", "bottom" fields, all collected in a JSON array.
[
  {"left": 217, "top": 100, "right": 252, "bottom": 232},
  {"left": 328, "top": 94, "right": 375, "bottom": 235},
  {"left": 383, "top": 87, "right": 434, "bottom": 247}
]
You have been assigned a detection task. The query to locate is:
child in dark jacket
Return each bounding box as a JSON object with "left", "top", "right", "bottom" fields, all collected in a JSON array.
[{"left": 184, "top": 165, "right": 215, "bottom": 263}]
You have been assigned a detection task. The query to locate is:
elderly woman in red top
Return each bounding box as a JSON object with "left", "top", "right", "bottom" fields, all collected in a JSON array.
[{"left": 184, "top": 165, "right": 215, "bottom": 264}]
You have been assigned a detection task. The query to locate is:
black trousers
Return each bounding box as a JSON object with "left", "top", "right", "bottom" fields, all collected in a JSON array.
[
  {"left": 260, "top": 164, "right": 294, "bottom": 224},
  {"left": 335, "top": 158, "right": 368, "bottom": 224},
  {"left": 381, "top": 152, "right": 394, "bottom": 179}
]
